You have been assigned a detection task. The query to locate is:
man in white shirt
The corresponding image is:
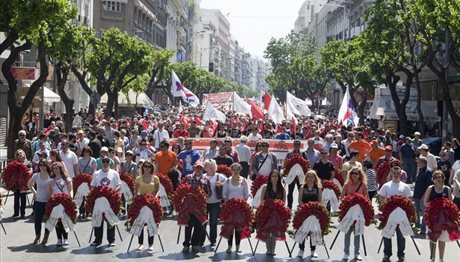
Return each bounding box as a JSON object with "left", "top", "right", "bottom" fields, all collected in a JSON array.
[
  {"left": 235, "top": 136, "right": 251, "bottom": 179},
  {"left": 251, "top": 141, "right": 277, "bottom": 178},
  {"left": 377, "top": 166, "right": 412, "bottom": 262},
  {"left": 90, "top": 156, "right": 121, "bottom": 247},
  {"left": 418, "top": 144, "right": 437, "bottom": 171},
  {"left": 60, "top": 139, "right": 78, "bottom": 178},
  {"left": 247, "top": 128, "right": 262, "bottom": 141},
  {"left": 152, "top": 122, "right": 169, "bottom": 150}
]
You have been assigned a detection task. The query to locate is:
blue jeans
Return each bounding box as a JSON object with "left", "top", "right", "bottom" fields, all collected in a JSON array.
[
  {"left": 344, "top": 227, "right": 360, "bottom": 256},
  {"left": 413, "top": 198, "right": 426, "bottom": 233},
  {"left": 206, "top": 202, "right": 221, "bottom": 244},
  {"left": 383, "top": 227, "right": 406, "bottom": 258},
  {"left": 34, "top": 201, "right": 49, "bottom": 236}
]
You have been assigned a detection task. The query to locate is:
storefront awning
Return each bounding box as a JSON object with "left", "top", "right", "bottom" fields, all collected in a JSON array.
[{"left": 100, "top": 91, "right": 154, "bottom": 108}]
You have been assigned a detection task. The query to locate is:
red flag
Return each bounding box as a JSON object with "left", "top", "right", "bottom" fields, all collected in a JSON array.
[
  {"left": 263, "top": 91, "right": 271, "bottom": 111},
  {"left": 246, "top": 98, "right": 265, "bottom": 120},
  {"left": 180, "top": 115, "right": 189, "bottom": 126},
  {"left": 291, "top": 118, "right": 297, "bottom": 136},
  {"left": 194, "top": 116, "right": 202, "bottom": 126}
]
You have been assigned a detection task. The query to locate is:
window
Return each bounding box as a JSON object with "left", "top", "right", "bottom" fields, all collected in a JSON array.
[{"left": 102, "top": 1, "right": 122, "bottom": 12}]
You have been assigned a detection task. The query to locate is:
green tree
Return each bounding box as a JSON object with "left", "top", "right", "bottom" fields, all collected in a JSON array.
[
  {"left": 0, "top": 0, "right": 77, "bottom": 158},
  {"left": 320, "top": 38, "right": 376, "bottom": 121},
  {"left": 145, "top": 49, "right": 174, "bottom": 101}
]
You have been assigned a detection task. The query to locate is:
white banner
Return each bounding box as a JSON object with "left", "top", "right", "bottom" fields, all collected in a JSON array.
[
  {"left": 91, "top": 197, "right": 120, "bottom": 227},
  {"left": 337, "top": 204, "right": 365, "bottom": 235},
  {"left": 295, "top": 215, "right": 323, "bottom": 246},
  {"left": 74, "top": 182, "right": 90, "bottom": 208},
  {"left": 45, "top": 204, "right": 74, "bottom": 233},
  {"left": 129, "top": 206, "right": 159, "bottom": 237},
  {"left": 382, "top": 207, "right": 414, "bottom": 238}
]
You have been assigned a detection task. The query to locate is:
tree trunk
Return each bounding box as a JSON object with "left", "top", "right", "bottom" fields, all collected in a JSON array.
[
  {"left": 105, "top": 90, "right": 116, "bottom": 117},
  {"left": 114, "top": 92, "right": 119, "bottom": 119},
  {"left": 414, "top": 72, "right": 425, "bottom": 136},
  {"left": 56, "top": 64, "right": 74, "bottom": 132}
]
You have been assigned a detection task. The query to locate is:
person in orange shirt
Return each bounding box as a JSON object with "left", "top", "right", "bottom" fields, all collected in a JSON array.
[
  {"left": 154, "top": 141, "right": 177, "bottom": 175},
  {"left": 368, "top": 140, "right": 385, "bottom": 167},
  {"left": 348, "top": 132, "right": 371, "bottom": 162}
]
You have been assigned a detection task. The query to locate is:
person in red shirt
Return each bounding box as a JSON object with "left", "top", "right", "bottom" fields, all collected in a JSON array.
[{"left": 173, "top": 124, "right": 189, "bottom": 138}]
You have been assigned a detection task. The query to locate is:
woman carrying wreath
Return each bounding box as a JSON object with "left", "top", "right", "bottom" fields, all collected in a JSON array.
[
  {"left": 203, "top": 159, "right": 226, "bottom": 246},
  {"left": 259, "top": 169, "right": 286, "bottom": 256},
  {"left": 27, "top": 159, "right": 52, "bottom": 244},
  {"left": 423, "top": 170, "right": 452, "bottom": 262},
  {"left": 339, "top": 167, "right": 369, "bottom": 261},
  {"left": 134, "top": 160, "right": 159, "bottom": 251},
  {"left": 296, "top": 170, "right": 322, "bottom": 259},
  {"left": 76, "top": 146, "right": 97, "bottom": 218},
  {"left": 222, "top": 162, "right": 249, "bottom": 253},
  {"left": 48, "top": 162, "right": 73, "bottom": 246},
  {"left": 12, "top": 149, "right": 32, "bottom": 218}
]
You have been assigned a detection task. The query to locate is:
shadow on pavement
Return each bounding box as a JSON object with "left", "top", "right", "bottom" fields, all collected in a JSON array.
[
  {"left": 70, "top": 245, "right": 115, "bottom": 255},
  {"left": 115, "top": 250, "right": 154, "bottom": 259},
  {"left": 157, "top": 251, "right": 200, "bottom": 260},
  {"left": 209, "top": 252, "right": 253, "bottom": 261},
  {"left": 8, "top": 243, "right": 67, "bottom": 253}
]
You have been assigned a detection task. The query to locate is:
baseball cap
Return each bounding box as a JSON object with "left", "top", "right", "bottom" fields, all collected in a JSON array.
[
  {"left": 385, "top": 145, "right": 393, "bottom": 151},
  {"left": 125, "top": 150, "right": 134, "bottom": 156},
  {"left": 330, "top": 143, "right": 339, "bottom": 149},
  {"left": 418, "top": 144, "right": 429, "bottom": 150},
  {"left": 101, "top": 156, "right": 110, "bottom": 162},
  {"left": 414, "top": 132, "right": 421, "bottom": 136},
  {"left": 194, "top": 161, "right": 204, "bottom": 168},
  {"left": 101, "top": 146, "right": 109, "bottom": 152}
]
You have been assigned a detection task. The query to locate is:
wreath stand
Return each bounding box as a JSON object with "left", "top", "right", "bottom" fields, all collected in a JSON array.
[
  {"left": 329, "top": 230, "right": 368, "bottom": 256},
  {"left": 377, "top": 235, "right": 421, "bottom": 255},
  {"left": 214, "top": 235, "right": 254, "bottom": 255},
  {"left": 126, "top": 231, "right": 164, "bottom": 253},
  {"left": 289, "top": 236, "right": 330, "bottom": 259},
  {"left": 88, "top": 224, "right": 123, "bottom": 243},
  {"left": 0, "top": 220, "right": 6, "bottom": 235},
  {"left": 252, "top": 236, "right": 292, "bottom": 257},
  {"left": 72, "top": 229, "right": 81, "bottom": 247},
  {"left": 3, "top": 190, "right": 32, "bottom": 206},
  {"left": 176, "top": 223, "right": 211, "bottom": 244}
]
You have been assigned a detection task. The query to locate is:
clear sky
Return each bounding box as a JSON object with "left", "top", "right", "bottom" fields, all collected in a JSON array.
[{"left": 200, "top": 0, "right": 305, "bottom": 58}]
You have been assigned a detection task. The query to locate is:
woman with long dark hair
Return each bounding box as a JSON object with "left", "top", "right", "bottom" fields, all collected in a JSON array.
[{"left": 259, "top": 169, "right": 286, "bottom": 255}]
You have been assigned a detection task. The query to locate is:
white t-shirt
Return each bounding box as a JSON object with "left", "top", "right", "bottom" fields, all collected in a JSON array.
[
  {"left": 60, "top": 150, "right": 78, "bottom": 178},
  {"left": 258, "top": 153, "right": 273, "bottom": 177},
  {"left": 152, "top": 129, "right": 169, "bottom": 148},
  {"left": 91, "top": 169, "right": 121, "bottom": 189},
  {"left": 247, "top": 133, "right": 262, "bottom": 141},
  {"left": 378, "top": 181, "right": 412, "bottom": 199}
]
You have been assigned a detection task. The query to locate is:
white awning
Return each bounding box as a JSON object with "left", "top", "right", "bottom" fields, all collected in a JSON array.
[
  {"left": 43, "top": 87, "right": 61, "bottom": 103},
  {"left": 100, "top": 91, "right": 154, "bottom": 108}
]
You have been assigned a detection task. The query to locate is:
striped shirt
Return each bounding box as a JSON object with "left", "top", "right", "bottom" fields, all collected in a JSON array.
[{"left": 365, "top": 169, "right": 378, "bottom": 192}]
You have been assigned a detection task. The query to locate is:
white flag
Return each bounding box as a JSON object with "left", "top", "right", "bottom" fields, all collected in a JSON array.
[
  {"left": 267, "top": 97, "right": 285, "bottom": 124},
  {"left": 171, "top": 70, "right": 200, "bottom": 107},
  {"left": 286, "top": 91, "right": 312, "bottom": 117},
  {"left": 203, "top": 102, "right": 226, "bottom": 122},
  {"left": 338, "top": 87, "right": 359, "bottom": 127},
  {"left": 233, "top": 92, "right": 252, "bottom": 118},
  {"left": 182, "top": 86, "right": 200, "bottom": 107}
]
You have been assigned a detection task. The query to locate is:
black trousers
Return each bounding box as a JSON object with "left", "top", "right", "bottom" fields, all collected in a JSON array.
[
  {"left": 56, "top": 221, "right": 68, "bottom": 240},
  {"left": 138, "top": 228, "right": 154, "bottom": 245},
  {"left": 94, "top": 220, "right": 115, "bottom": 243},
  {"left": 240, "top": 162, "right": 249, "bottom": 179},
  {"left": 13, "top": 190, "right": 27, "bottom": 217},
  {"left": 287, "top": 177, "right": 301, "bottom": 209},
  {"left": 34, "top": 201, "right": 49, "bottom": 236},
  {"left": 299, "top": 237, "right": 316, "bottom": 251},
  {"left": 227, "top": 229, "right": 241, "bottom": 246},
  {"left": 183, "top": 215, "right": 203, "bottom": 247}
]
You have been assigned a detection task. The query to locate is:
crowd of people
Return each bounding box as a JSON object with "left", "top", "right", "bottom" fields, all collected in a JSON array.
[{"left": 2, "top": 105, "right": 460, "bottom": 262}]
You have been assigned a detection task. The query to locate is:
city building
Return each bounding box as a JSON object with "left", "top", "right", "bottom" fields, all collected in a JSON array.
[{"left": 166, "top": 0, "right": 190, "bottom": 62}]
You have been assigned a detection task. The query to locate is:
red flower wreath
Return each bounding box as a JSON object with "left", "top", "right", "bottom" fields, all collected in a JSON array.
[
  {"left": 322, "top": 180, "right": 341, "bottom": 198},
  {"left": 220, "top": 198, "right": 255, "bottom": 239},
  {"left": 334, "top": 167, "right": 344, "bottom": 186},
  {"left": 127, "top": 194, "right": 163, "bottom": 225},
  {"left": 424, "top": 198, "right": 460, "bottom": 242},
  {"left": 119, "top": 172, "right": 135, "bottom": 193},
  {"left": 72, "top": 173, "right": 92, "bottom": 194},
  {"left": 251, "top": 176, "right": 268, "bottom": 196},
  {"left": 44, "top": 193, "right": 78, "bottom": 223},
  {"left": 283, "top": 155, "right": 310, "bottom": 176},
  {"left": 293, "top": 201, "right": 331, "bottom": 236},
  {"left": 339, "top": 193, "right": 375, "bottom": 226},
  {"left": 378, "top": 195, "right": 415, "bottom": 230},
  {"left": 217, "top": 165, "right": 232, "bottom": 178},
  {"left": 85, "top": 186, "right": 121, "bottom": 215},
  {"left": 173, "top": 183, "right": 207, "bottom": 225},
  {"left": 1, "top": 161, "right": 31, "bottom": 192},
  {"left": 255, "top": 199, "right": 291, "bottom": 241},
  {"left": 157, "top": 173, "right": 174, "bottom": 200}
]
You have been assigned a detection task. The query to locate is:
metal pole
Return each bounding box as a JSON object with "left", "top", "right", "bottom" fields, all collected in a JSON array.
[
  {"left": 442, "top": 29, "right": 449, "bottom": 142},
  {"left": 39, "top": 86, "right": 44, "bottom": 131}
]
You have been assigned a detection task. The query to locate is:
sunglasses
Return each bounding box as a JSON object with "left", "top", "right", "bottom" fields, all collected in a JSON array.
[
  {"left": 19, "top": 134, "right": 25, "bottom": 137},
  {"left": 140, "top": 143, "right": 147, "bottom": 146},
  {"left": 102, "top": 160, "right": 110, "bottom": 163},
  {"left": 39, "top": 164, "right": 48, "bottom": 167},
  {"left": 261, "top": 145, "right": 269, "bottom": 147},
  {"left": 351, "top": 172, "right": 359, "bottom": 175},
  {"left": 434, "top": 176, "right": 443, "bottom": 179},
  {"left": 143, "top": 165, "right": 153, "bottom": 168},
  {"left": 321, "top": 152, "right": 328, "bottom": 155}
]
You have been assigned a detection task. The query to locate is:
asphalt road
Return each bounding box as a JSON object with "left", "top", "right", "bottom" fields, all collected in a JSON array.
[{"left": 0, "top": 187, "right": 458, "bottom": 262}]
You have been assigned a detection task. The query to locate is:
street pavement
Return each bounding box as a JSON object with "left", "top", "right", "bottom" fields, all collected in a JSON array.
[{"left": 0, "top": 186, "right": 459, "bottom": 262}]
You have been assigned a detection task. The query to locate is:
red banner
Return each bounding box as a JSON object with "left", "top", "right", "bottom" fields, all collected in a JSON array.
[{"left": 10, "top": 67, "right": 36, "bottom": 80}]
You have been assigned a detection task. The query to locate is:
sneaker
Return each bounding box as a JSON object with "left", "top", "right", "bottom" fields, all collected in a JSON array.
[
  {"left": 355, "top": 255, "right": 363, "bottom": 261},
  {"left": 108, "top": 242, "right": 116, "bottom": 247},
  {"left": 148, "top": 245, "right": 154, "bottom": 251},
  {"left": 381, "top": 256, "right": 390, "bottom": 262},
  {"left": 182, "top": 246, "right": 189, "bottom": 253},
  {"left": 397, "top": 257, "right": 405, "bottom": 262},
  {"left": 226, "top": 246, "right": 232, "bottom": 253},
  {"left": 342, "top": 254, "right": 349, "bottom": 260},
  {"left": 311, "top": 251, "right": 318, "bottom": 258},
  {"left": 137, "top": 244, "right": 143, "bottom": 251},
  {"left": 192, "top": 245, "right": 200, "bottom": 253},
  {"left": 210, "top": 242, "right": 216, "bottom": 247},
  {"left": 430, "top": 259, "right": 435, "bottom": 262},
  {"left": 63, "top": 239, "right": 69, "bottom": 246},
  {"left": 56, "top": 239, "right": 63, "bottom": 246},
  {"left": 90, "top": 242, "right": 101, "bottom": 247},
  {"left": 297, "top": 250, "right": 304, "bottom": 258}
]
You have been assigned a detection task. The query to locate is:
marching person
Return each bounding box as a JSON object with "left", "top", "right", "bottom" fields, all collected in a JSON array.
[
  {"left": 251, "top": 141, "right": 277, "bottom": 179},
  {"left": 182, "top": 161, "right": 211, "bottom": 253},
  {"left": 222, "top": 163, "right": 249, "bottom": 253},
  {"left": 89, "top": 156, "right": 121, "bottom": 247},
  {"left": 259, "top": 169, "right": 286, "bottom": 256},
  {"left": 285, "top": 140, "right": 307, "bottom": 209},
  {"left": 27, "top": 159, "right": 52, "bottom": 244},
  {"left": 203, "top": 159, "right": 226, "bottom": 246},
  {"left": 134, "top": 160, "right": 160, "bottom": 251},
  {"left": 340, "top": 167, "right": 369, "bottom": 261},
  {"left": 424, "top": 170, "right": 452, "bottom": 262},
  {"left": 12, "top": 149, "right": 32, "bottom": 219},
  {"left": 177, "top": 140, "right": 201, "bottom": 177},
  {"left": 235, "top": 136, "right": 251, "bottom": 179},
  {"left": 49, "top": 162, "right": 73, "bottom": 246},
  {"left": 377, "top": 165, "right": 412, "bottom": 262},
  {"left": 297, "top": 170, "right": 323, "bottom": 259},
  {"left": 414, "top": 156, "right": 433, "bottom": 235}
]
